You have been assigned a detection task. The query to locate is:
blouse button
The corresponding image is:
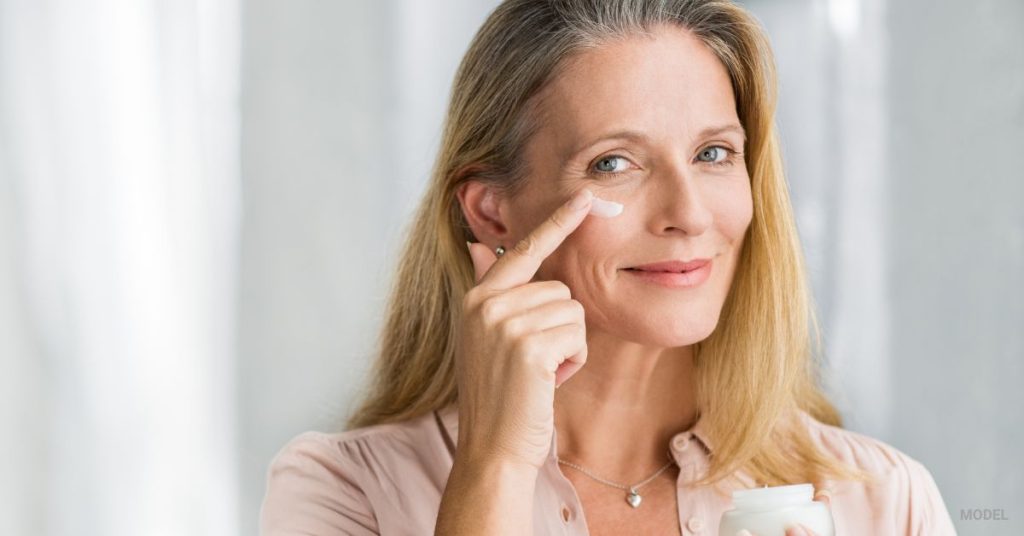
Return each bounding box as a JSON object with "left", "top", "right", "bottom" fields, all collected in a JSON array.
[
  {"left": 686, "top": 516, "right": 704, "bottom": 532},
  {"left": 671, "top": 434, "right": 691, "bottom": 452},
  {"left": 560, "top": 504, "right": 572, "bottom": 523}
]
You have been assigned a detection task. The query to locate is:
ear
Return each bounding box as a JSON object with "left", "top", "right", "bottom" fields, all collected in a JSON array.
[{"left": 456, "top": 180, "right": 512, "bottom": 249}]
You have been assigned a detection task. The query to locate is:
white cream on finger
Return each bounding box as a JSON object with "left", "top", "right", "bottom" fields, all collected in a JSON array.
[{"left": 589, "top": 195, "right": 623, "bottom": 217}]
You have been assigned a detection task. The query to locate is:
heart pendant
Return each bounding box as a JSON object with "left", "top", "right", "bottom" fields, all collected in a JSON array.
[{"left": 626, "top": 490, "right": 642, "bottom": 508}]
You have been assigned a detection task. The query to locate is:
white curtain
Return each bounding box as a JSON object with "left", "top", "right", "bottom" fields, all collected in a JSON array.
[{"left": 0, "top": 1, "right": 240, "bottom": 534}]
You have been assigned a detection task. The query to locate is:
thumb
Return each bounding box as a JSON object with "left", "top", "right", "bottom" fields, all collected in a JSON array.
[
  {"left": 467, "top": 241, "right": 498, "bottom": 283},
  {"left": 813, "top": 485, "right": 832, "bottom": 510}
]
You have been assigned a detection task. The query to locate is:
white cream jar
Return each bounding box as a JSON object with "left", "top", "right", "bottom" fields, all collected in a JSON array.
[{"left": 718, "top": 483, "right": 834, "bottom": 536}]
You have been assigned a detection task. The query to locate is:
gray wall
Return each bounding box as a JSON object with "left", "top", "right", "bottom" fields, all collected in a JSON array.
[
  {"left": 238, "top": 2, "right": 501, "bottom": 535},
  {"left": 886, "top": 0, "right": 1023, "bottom": 532},
  {"left": 239, "top": 3, "right": 394, "bottom": 535}
]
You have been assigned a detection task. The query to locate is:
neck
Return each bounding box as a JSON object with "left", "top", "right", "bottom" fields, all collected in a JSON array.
[{"left": 553, "top": 330, "right": 700, "bottom": 482}]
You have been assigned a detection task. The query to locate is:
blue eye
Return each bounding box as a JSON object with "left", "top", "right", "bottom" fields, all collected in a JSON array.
[
  {"left": 592, "top": 155, "right": 631, "bottom": 174},
  {"left": 696, "top": 145, "right": 737, "bottom": 167}
]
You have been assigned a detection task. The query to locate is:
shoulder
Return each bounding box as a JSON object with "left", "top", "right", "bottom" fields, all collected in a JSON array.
[
  {"left": 797, "top": 410, "right": 913, "bottom": 475},
  {"left": 795, "top": 410, "right": 957, "bottom": 535},
  {"left": 259, "top": 430, "right": 382, "bottom": 536},
  {"left": 259, "top": 410, "right": 453, "bottom": 536}
]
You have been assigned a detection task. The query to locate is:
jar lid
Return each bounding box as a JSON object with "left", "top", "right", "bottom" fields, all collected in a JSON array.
[{"left": 731, "top": 483, "right": 814, "bottom": 511}]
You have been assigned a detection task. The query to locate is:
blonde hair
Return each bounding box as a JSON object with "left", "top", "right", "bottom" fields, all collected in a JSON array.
[{"left": 345, "top": 0, "right": 875, "bottom": 489}]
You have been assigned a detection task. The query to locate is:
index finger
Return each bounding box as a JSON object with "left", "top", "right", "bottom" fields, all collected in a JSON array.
[{"left": 478, "top": 188, "right": 594, "bottom": 290}]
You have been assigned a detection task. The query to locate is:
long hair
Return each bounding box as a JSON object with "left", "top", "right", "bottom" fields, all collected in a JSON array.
[{"left": 345, "top": 0, "right": 874, "bottom": 488}]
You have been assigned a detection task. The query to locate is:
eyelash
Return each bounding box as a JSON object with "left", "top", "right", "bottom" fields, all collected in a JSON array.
[{"left": 589, "top": 145, "right": 741, "bottom": 176}]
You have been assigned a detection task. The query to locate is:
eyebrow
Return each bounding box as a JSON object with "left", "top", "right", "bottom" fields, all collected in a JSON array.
[{"left": 563, "top": 123, "right": 747, "bottom": 162}]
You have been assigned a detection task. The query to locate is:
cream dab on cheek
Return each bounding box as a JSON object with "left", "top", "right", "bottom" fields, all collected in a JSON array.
[{"left": 589, "top": 195, "right": 623, "bottom": 217}]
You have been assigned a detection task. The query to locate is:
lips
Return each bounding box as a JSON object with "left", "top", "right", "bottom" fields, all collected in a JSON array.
[
  {"left": 623, "top": 258, "right": 713, "bottom": 289},
  {"left": 625, "top": 259, "right": 711, "bottom": 273}
]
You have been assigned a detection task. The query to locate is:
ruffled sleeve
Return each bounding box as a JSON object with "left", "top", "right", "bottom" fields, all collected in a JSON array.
[
  {"left": 259, "top": 431, "right": 380, "bottom": 536},
  {"left": 799, "top": 411, "right": 957, "bottom": 535},
  {"left": 898, "top": 452, "right": 957, "bottom": 535}
]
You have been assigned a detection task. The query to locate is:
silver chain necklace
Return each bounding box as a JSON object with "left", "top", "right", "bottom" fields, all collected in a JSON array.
[{"left": 555, "top": 448, "right": 677, "bottom": 508}]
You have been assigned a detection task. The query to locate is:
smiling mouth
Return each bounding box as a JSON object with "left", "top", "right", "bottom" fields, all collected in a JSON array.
[
  {"left": 624, "top": 258, "right": 712, "bottom": 273},
  {"left": 620, "top": 260, "right": 714, "bottom": 289},
  {"left": 624, "top": 267, "right": 702, "bottom": 273}
]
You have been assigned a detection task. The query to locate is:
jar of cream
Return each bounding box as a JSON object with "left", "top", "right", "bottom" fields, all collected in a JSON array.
[{"left": 718, "top": 483, "right": 834, "bottom": 536}]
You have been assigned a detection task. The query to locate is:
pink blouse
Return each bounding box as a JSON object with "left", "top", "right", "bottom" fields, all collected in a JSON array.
[{"left": 259, "top": 403, "right": 956, "bottom": 535}]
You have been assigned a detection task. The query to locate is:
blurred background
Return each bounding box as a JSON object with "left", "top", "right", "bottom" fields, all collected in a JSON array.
[{"left": 1, "top": 0, "right": 1020, "bottom": 534}]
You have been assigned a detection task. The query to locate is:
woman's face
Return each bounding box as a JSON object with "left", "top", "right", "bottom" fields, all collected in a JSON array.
[{"left": 498, "top": 24, "right": 753, "bottom": 348}]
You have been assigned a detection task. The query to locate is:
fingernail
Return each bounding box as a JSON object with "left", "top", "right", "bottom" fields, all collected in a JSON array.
[
  {"left": 568, "top": 188, "right": 593, "bottom": 210},
  {"left": 589, "top": 195, "right": 623, "bottom": 217},
  {"left": 736, "top": 530, "right": 754, "bottom": 536},
  {"left": 785, "top": 524, "right": 809, "bottom": 536}
]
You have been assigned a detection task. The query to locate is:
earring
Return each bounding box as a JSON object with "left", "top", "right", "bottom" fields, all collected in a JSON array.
[{"left": 495, "top": 245, "right": 506, "bottom": 257}]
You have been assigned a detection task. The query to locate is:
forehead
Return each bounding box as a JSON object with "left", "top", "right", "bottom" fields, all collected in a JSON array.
[{"left": 532, "top": 25, "right": 739, "bottom": 154}]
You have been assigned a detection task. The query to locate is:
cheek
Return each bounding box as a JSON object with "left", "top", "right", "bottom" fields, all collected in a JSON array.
[
  {"left": 712, "top": 178, "right": 754, "bottom": 241},
  {"left": 574, "top": 214, "right": 629, "bottom": 251},
  {"left": 535, "top": 215, "right": 630, "bottom": 294}
]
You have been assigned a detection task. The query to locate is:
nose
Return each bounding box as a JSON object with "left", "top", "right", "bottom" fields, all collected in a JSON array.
[{"left": 647, "top": 162, "right": 714, "bottom": 236}]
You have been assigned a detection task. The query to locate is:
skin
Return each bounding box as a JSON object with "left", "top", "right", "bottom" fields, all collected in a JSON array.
[{"left": 456, "top": 23, "right": 826, "bottom": 536}]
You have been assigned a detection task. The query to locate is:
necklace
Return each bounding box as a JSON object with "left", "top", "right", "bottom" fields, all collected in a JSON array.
[{"left": 555, "top": 448, "right": 677, "bottom": 508}]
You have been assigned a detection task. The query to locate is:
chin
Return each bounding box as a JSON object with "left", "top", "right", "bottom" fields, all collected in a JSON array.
[
  {"left": 652, "top": 324, "right": 718, "bottom": 347},
  {"left": 617, "top": 312, "right": 722, "bottom": 347}
]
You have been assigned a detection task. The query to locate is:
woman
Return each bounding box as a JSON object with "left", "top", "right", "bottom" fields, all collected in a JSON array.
[{"left": 259, "top": 0, "right": 957, "bottom": 534}]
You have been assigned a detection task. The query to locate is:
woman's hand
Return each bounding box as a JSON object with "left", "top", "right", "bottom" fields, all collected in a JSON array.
[
  {"left": 784, "top": 489, "right": 833, "bottom": 536},
  {"left": 457, "top": 188, "right": 595, "bottom": 471}
]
